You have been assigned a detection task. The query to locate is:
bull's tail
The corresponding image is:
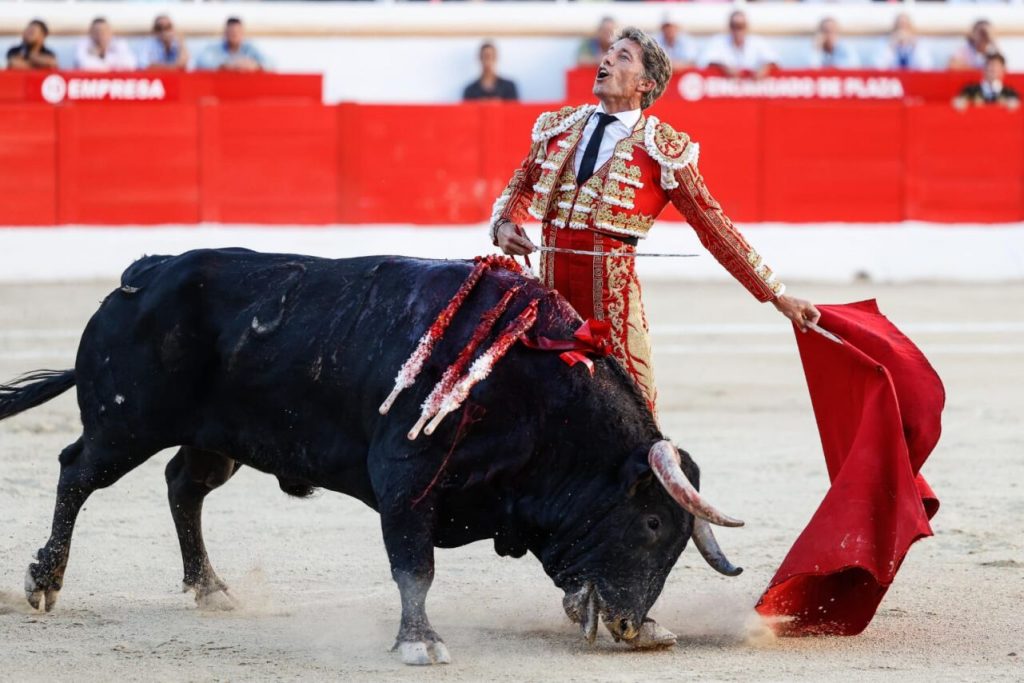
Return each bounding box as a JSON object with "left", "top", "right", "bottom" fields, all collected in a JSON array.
[{"left": 0, "top": 370, "right": 76, "bottom": 422}]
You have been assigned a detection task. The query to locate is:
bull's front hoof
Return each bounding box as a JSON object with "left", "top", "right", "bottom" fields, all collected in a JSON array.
[
  {"left": 184, "top": 581, "right": 237, "bottom": 612},
  {"left": 24, "top": 565, "right": 60, "bottom": 612},
  {"left": 628, "top": 619, "right": 677, "bottom": 650},
  {"left": 195, "top": 589, "right": 236, "bottom": 611},
  {"left": 397, "top": 641, "right": 451, "bottom": 666}
]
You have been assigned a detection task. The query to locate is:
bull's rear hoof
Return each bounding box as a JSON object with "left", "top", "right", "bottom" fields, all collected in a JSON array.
[
  {"left": 398, "top": 641, "right": 451, "bottom": 666},
  {"left": 24, "top": 567, "right": 60, "bottom": 612}
]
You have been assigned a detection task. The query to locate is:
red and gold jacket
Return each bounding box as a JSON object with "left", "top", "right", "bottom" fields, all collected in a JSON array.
[{"left": 489, "top": 104, "right": 785, "bottom": 302}]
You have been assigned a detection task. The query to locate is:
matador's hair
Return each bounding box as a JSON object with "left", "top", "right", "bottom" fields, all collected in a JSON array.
[{"left": 618, "top": 27, "right": 672, "bottom": 110}]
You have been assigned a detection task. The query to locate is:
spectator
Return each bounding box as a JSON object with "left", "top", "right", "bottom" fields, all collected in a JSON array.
[
  {"left": 139, "top": 14, "right": 189, "bottom": 71},
  {"left": 463, "top": 41, "right": 518, "bottom": 101},
  {"left": 700, "top": 11, "right": 779, "bottom": 79},
  {"left": 75, "top": 17, "right": 137, "bottom": 72},
  {"left": 196, "top": 17, "right": 267, "bottom": 72},
  {"left": 657, "top": 13, "right": 697, "bottom": 71},
  {"left": 949, "top": 19, "right": 997, "bottom": 71},
  {"left": 873, "top": 13, "right": 932, "bottom": 71},
  {"left": 6, "top": 19, "right": 57, "bottom": 70},
  {"left": 578, "top": 17, "right": 617, "bottom": 67},
  {"left": 808, "top": 18, "right": 860, "bottom": 70},
  {"left": 953, "top": 53, "right": 1019, "bottom": 110}
]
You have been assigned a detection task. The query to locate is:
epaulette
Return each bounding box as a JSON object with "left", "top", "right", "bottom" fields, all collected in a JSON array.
[
  {"left": 643, "top": 116, "right": 699, "bottom": 170},
  {"left": 531, "top": 104, "right": 596, "bottom": 144}
]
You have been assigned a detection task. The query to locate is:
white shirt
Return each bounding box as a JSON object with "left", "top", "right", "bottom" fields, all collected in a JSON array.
[
  {"left": 573, "top": 105, "right": 642, "bottom": 177},
  {"left": 74, "top": 38, "right": 137, "bottom": 72},
  {"left": 699, "top": 34, "right": 779, "bottom": 71},
  {"left": 657, "top": 33, "right": 698, "bottom": 66},
  {"left": 872, "top": 40, "right": 933, "bottom": 71}
]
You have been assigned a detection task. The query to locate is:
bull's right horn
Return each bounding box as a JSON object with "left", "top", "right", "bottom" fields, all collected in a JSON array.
[{"left": 648, "top": 441, "right": 744, "bottom": 528}]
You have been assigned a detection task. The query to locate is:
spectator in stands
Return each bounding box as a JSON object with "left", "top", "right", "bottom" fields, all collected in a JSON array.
[
  {"left": 463, "top": 41, "right": 519, "bottom": 101},
  {"left": 953, "top": 53, "right": 1019, "bottom": 110},
  {"left": 948, "top": 19, "right": 998, "bottom": 71},
  {"left": 75, "top": 17, "right": 137, "bottom": 72},
  {"left": 196, "top": 17, "right": 267, "bottom": 72},
  {"left": 700, "top": 10, "right": 778, "bottom": 79},
  {"left": 578, "top": 17, "right": 617, "bottom": 67},
  {"left": 873, "top": 13, "right": 932, "bottom": 71},
  {"left": 6, "top": 19, "right": 57, "bottom": 70},
  {"left": 657, "top": 13, "right": 697, "bottom": 71},
  {"left": 139, "top": 14, "right": 189, "bottom": 71},
  {"left": 807, "top": 17, "right": 859, "bottom": 70}
]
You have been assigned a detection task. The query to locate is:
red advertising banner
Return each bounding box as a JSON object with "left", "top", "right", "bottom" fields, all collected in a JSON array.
[
  {"left": 567, "top": 67, "right": 1024, "bottom": 104},
  {"left": 0, "top": 71, "right": 321, "bottom": 105}
]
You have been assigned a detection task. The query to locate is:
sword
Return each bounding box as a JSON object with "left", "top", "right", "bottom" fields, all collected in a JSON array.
[
  {"left": 807, "top": 321, "right": 843, "bottom": 344},
  {"left": 535, "top": 246, "right": 699, "bottom": 259}
]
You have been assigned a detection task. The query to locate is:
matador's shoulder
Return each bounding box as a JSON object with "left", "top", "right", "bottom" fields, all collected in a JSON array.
[
  {"left": 531, "top": 104, "right": 596, "bottom": 144},
  {"left": 642, "top": 116, "right": 699, "bottom": 170}
]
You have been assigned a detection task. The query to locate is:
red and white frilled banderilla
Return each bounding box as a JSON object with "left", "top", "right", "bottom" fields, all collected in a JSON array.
[
  {"left": 379, "top": 255, "right": 610, "bottom": 441},
  {"left": 377, "top": 255, "right": 523, "bottom": 418}
]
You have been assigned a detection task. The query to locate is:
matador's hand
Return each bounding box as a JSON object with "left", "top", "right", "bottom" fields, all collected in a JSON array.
[
  {"left": 496, "top": 221, "right": 537, "bottom": 256},
  {"left": 772, "top": 294, "right": 821, "bottom": 333}
]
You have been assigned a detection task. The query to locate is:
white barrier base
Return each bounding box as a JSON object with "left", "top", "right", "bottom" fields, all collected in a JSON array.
[{"left": 1, "top": 222, "right": 1022, "bottom": 283}]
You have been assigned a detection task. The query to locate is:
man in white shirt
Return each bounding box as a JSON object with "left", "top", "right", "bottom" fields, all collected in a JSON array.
[
  {"left": 657, "top": 13, "right": 697, "bottom": 71},
  {"left": 700, "top": 10, "right": 779, "bottom": 78},
  {"left": 808, "top": 17, "right": 861, "bottom": 70},
  {"left": 873, "top": 13, "right": 933, "bottom": 71},
  {"left": 74, "top": 17, "right": 136, "bottom": 72}
]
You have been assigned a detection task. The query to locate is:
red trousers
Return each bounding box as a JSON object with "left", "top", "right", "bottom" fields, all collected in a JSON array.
[{"left": 540, "top": 225, "right": 657, "bottom": 411}]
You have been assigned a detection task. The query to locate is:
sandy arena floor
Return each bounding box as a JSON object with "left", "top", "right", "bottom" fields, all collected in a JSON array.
[{"left": 0, "top": 278, "right": 1021, "bottom": 682}]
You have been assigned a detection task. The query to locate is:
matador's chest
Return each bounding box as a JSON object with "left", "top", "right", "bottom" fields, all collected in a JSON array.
[{"left": 527, "top": 125, "right": 668, "bottom": 242}]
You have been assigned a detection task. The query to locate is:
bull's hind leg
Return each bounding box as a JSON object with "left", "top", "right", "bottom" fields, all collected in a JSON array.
[
  {"left": 165, "top": 447, "right": 240, "bottom": 609},
  {"left": 26, "top": 438, "right": 155, "bottom": 611}
]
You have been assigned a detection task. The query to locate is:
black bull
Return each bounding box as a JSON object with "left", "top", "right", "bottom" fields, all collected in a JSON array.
[{"left": 0, "top": 249, "right": 742, "bottom": 665}]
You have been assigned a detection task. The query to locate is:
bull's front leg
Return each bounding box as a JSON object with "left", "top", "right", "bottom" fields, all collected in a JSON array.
[{"left": 379, "top": 503, "right": 450, "bottom": 666}]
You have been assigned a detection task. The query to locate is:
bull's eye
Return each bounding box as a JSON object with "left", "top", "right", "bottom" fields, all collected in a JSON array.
[{"left": 646, "top": 516, "right": 661, "bottom": 532}]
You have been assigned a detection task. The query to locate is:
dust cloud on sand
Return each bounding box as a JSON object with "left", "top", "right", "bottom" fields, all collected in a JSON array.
[{"left": 1, "top": 280, "right": 1022, "bottom": 681}]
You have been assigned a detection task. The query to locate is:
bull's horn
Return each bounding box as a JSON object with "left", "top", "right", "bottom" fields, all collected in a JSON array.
[
  {"left": 692, "top": 518, "right": 743, "bottom": 576},
  {"left": 648, "top": 441, "right": 744, "bottom": 528}
]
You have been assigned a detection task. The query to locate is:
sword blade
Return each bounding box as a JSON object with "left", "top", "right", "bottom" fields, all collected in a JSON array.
[
  {"left": 807, "top": 321, "right": 843, "bottom": 344},
  {"left": 535, "top": 246, "right": 698, "bottom": 259}
]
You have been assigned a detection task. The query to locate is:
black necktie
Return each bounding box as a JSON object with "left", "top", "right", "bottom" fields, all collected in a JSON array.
[{"left": 577, "top": 113, "right": 618, "bottom": 184}]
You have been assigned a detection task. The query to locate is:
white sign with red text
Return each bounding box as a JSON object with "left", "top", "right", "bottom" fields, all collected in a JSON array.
[
  {"left": 678, "top": 73, "right": 906, "bottom": 101},
  {"left": 40, "top": 74, "right": 168, "bottom": 104}
]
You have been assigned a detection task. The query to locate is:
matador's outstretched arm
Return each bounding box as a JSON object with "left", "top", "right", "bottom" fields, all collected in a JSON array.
[{"left": 666, "top": 161, "right": 785, "bottom": 303}]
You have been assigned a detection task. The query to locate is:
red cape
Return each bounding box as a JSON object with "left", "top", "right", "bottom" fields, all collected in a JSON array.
[{"left": 755, "top": 300, "right": 944, "bottom": 636}]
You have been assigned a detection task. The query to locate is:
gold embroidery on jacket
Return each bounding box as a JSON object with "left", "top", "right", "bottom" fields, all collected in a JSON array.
[{"left": 604, "top": 246, "right": 657, "bottom": 409}]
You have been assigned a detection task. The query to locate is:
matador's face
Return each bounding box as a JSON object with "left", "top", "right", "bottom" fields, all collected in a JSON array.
[{"left": 593, "top": 38, "right": 651, "bottom": 110}]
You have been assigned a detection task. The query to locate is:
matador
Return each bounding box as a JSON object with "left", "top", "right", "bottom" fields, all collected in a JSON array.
[{"left": 491, "top": 27, "right": 819, "bottom": 415}]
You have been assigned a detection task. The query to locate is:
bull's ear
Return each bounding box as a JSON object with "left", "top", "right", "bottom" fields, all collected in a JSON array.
[{"left": 620, "top": 455, "right": 653, "bottom": 498}]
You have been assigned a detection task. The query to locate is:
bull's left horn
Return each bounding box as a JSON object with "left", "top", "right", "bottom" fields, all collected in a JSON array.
[
  {"left": 692, "top": 518, "right": 743, "bottom": 576},
  {"left": 648, "top": 441, "right": 744, "bottom": 528}
]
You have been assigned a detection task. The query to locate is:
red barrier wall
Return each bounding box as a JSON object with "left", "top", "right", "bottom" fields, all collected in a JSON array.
[
  {"left": 905, "top": 105, "right": 1024, "bottom": 223},
  {"left": 200, "top": 103, "right": 338, "bottom": 223},
  {"left": 57, "top": 104, "right": 200, "bottom": 224},
  {"left": 0, "top": 104, "right": 57, "bottom": 226},
  {"left": 761, "top": 101, "right": 906, "bottom": 222},
  {"left": 0, "top": 98, "right": 1022, "bottom": 227}
]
